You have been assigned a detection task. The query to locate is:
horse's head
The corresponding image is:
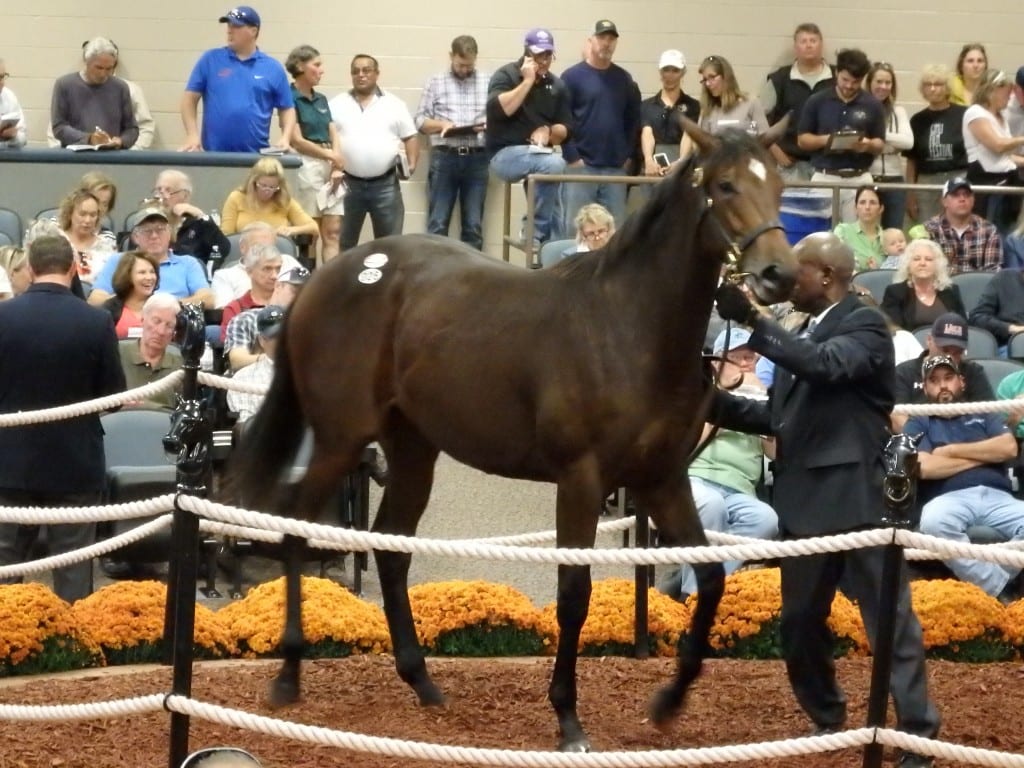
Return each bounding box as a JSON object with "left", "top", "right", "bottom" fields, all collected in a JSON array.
[
  {"left": 882, "top": 432, "right": 922, "bottom": 523},
  {"left": 683, "top": 117, "right": 797, "bottom": 304},
  {"left": 174, "top": 303, "right": 207, "bottom": 364}
]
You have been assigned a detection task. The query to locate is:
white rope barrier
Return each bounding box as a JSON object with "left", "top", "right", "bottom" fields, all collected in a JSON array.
[
  {"left": 0, "top": 695, "right": 165, "bottom": 722},
  {"left": 0, "top": 494, "right": 174, "bottom": 524}
]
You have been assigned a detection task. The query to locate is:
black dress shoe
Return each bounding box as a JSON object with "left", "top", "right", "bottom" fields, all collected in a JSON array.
[
  {"left": 897, "top": 751, "right": 934, "bottom": 768},
  {"left": 810, "top": 723, "right": 842, "bottom": 737}
]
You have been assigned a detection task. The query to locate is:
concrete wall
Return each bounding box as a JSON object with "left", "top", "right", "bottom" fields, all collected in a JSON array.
[{"left": 2, "top": 3, "right": 1022, "bottom": 261}]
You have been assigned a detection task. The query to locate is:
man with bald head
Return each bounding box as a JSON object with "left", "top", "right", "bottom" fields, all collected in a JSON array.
[{"left": 711, "top": 233, "right": 940, "bottom": 768}]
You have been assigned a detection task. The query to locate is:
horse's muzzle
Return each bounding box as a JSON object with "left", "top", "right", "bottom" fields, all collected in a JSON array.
[{"left": 747, "top": 264, "right": 796, "bottom": 305}]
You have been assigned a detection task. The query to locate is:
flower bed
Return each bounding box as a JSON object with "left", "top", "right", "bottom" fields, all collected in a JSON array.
[{"left": 0, "top": 583, "right": 101, "bottom": 676}]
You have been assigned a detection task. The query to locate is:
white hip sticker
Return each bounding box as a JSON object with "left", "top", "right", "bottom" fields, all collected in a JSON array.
[
  {"left": 363, "top": 253, "right": 388, "bottom": 268},
  {"left": 358, "top": 268, "right": 383, "bottom": 284},
  {"left": 749, "top": 158, "right": 767, "bottom": 181}
]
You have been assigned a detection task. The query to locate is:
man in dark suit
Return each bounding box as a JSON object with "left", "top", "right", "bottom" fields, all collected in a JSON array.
[
  {"left": 0, "top": 236, "right": 126, "bottom": 602},
  {"left": 713, "top": 232, "right": 939, "bottom": 768}
]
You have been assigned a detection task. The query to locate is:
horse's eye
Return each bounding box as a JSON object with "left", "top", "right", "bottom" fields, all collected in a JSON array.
[{"left": 717, "top": 179, "right": 737, "bottom": 195}]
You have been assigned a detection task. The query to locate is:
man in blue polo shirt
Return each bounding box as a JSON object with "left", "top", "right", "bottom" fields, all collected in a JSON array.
[
  {"left": 180, "top": 6, "right": 295, "bottom": 153},
  {"left": 86, "top": 207, "right": 214, "bottom": 309},
  {"left": 797, "top": 47, "right": 885, "bottom": 222}
]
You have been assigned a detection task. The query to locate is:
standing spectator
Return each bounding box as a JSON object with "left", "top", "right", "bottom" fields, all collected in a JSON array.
[
  {"left": 220, "top": 157, "right": 318, "bottom": 239},
  {"left": 865, "top": 62, "right": 913, "bottom": 229},
  {"left": 963, "top": 69, "right": 1024, "bottom": 234},
  {"left": 180, "top": 6, "right": 295, "bottom": 153},
  {"left": 117, "top": 293, "right": 183, "bottom": 410},
  {"left": 329, "top": 54, "right": 419, "bottom": 250},
  {"left": 1007, "top": 66, "right": 1024, "bottom": 139},
  {"left": 0, "top": 236, "right": 125, "bottom": 602},
  {"left": 50, "top": 37, "right": 137, "bottom": 149},
  {"left": 286, "top": 45, "right": 344, "bottom": 264},
  {"left": 950, "top": 43, "right": 988, "bottom": 107},
  {"left": 798, "top": 48, "right": 886, "bottom": 222},
  {"left": 415, "top": 35, "right": 491, "bottom": 251},
  {"left": 905, "top": 354, "right": 1024, "bottom": 602},
  {"left": 227, "top": 304, "right": 283, "bottom": 422},
  {"left": 880, "top": 239, "right": 966, "bottom": 331},
  {"left": 219, "top": 243, "right": 282, "bottom": 341},
  {"left": 560, "top": 20, "right": 641, "bottom": 235},
  {"left": 761, "top": 23, "right": 835, "bottom": 182},
  {"left": 0, "top": 59, "right": 26, "bottom": 148},
  {"left": 639, "top": 50, "right": 700, "bottom": 179},
  {"left": 712, "top": 233, "right": 940, "bottom": 765},
  {"left": 923, "top": 177, "right": 1002, "bottom": 273},
  {"left": 697, "top": 55, "right": 768, "bottom": 137},
  {"left": 101, "top": 251, "right": 160, "bottom": 339},
  {"left": 968, "top": 267, "right": 1024, "bottom": 349},
  {"left": 905, "top": 65, "right": 968, "bottom": 225},
  {"left": 486, "top": 28, "right": 572, "bottom": 250},
  {"left": 148, "top": 170, "right": 231, "bottom": 266},
  {"left": 0, "top": 246, "right": 28, "bottom": 299},
  {"left": 833, "top": 185, "right": 885, "bottom": 272}
]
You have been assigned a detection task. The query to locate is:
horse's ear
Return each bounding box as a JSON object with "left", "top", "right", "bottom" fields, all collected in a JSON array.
[
  {"left": 681, "top": 116, "right": 717, "bottom": 155},
  {"left": 759, "top": 112, "right": 791, "bottom": 149}
]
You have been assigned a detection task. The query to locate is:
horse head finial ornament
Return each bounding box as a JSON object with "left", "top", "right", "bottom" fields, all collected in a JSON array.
[
  {"left": 175, "top": 303, "right": 207, "bottom": 367},
  {"left": 164, "top": 396, "right": 212, "bottom": 487},
  {"left": 680, "top": 116, "right": 796, "bottom": 305},
  {"left": 882, "top": 432, "right": 922, "bottom": 526}
]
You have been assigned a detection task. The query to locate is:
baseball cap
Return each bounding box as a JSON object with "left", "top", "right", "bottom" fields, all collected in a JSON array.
[
  {"left": 931, "top": 312, "right": 968, "bottom": 349},
  {"left": 276, "top": 265, "right": 310, "bottom": 286},
  {"left": 219, "top": 6, "right": 261, "bottom": 28},
  {"left": 921, "top": 354, "right": 960, "bottom": 379},
  {"left": 713, "top": 327, "right": 753, "bottom": 355},
  {"left": 942, "top": 177, "right": 972, "bottom": 197},
  {"left": 658, "top": 49, "right": 686, "bottom": 70},
  {"left": 256, "top": 304, "right": 285, "bottom": 339},
  {"left": 593, "top": 20, "right": 619, "bottom": 37},
  {"left": 1017, "top": 65, "right": 1024, "bottom": 89},
  {"left": 132, "top": 206, "right": 169, "bottom": 225},
  {"left": 524, "top": 28, "right": 555, "bottom": 55}
]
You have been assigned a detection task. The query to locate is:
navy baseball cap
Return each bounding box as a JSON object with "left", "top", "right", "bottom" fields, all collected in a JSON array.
[
  {"left": 931, "top": 312, "right": 968, "bottom": 349},
  {"left": 256, "top": 305, "right": 285, "bottom": 339},
  {"left": 524, "top": 28, "right": 555, "bottom": 55},
  {"left": 219, "top": 6, "right": 261, "bottom": 28}
]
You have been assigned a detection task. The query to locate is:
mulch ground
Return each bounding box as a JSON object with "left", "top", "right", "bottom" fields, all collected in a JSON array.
[{"left": 0, "top": 655, "right": 1022, "bottom": 767}]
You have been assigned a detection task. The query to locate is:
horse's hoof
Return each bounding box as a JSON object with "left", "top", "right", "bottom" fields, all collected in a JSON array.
[
  {"left": 268, "top": 677, "right": 300, "bottom": 709},
  {"left": 416, "top": 683, "right": 446, "bottom": 707},
  {"left": 649, "top": 685, "right": 683, "bottom": 727},
  {"left": 558, "top": 736, "right": 592, "bottom": 753}
]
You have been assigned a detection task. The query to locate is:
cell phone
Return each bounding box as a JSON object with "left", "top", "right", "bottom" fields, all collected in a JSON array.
[{"left": 653, "top": 153, "right": 670, "bottom": 169}]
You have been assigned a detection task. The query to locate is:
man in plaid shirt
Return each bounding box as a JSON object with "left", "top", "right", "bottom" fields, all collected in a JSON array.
[{"left": 924, "top": 177, "right": 1002, "bottom": 273}]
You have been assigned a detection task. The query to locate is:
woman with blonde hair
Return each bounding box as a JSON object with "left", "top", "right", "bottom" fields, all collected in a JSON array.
[
  {"left": 865, "top": 62, "right": 913, "bottom": 229},
  {"left": 950, "top": 43, "right": 988, "bottom": 106},
  {"left": 77, "top": 170, "right": 118, "bottom": 230},
  {"left": 880, "top": 238, "right": 965, "bottom": 331},
  {"left": 0, "top": 245, "right": 29, "bottom": 299},
  {"left": 696, "top": 55, "right": 768, "bottom": 137},
  {"left": 220, "top": 157, "right": 319, "bottom": 239},
  {"left": 58, "top": 188, "right": 116, "bottom": 285}
]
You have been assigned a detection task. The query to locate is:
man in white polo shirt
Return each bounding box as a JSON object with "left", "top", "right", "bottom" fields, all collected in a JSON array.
[{"left": 329, "top": 54, "right": 419, "bottom": 250}]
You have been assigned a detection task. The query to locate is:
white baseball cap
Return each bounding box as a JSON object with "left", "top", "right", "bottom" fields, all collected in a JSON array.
[{"left": 659, "top": 49, "right": 686, "bottom": 70}]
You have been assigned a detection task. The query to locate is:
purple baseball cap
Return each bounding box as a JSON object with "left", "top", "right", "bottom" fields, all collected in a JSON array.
[{"left": 524, "top": 28, "right": 555, "bottom": 55}]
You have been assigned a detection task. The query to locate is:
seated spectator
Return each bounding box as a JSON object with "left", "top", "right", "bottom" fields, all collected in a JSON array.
[
  {"left": 219, "top": 243, "right": 282, "bottom": 341},
  {"left": 880, "top": 238, "right": 965, "bottom": 331},
  {"left": 879, "top": 227, "right": 906, "bottom": 269},
  {"left": 58, "top": 188, "right": 116, "bottom": 286},
  {"left": 857, "top": 291, "right": 924, "bottom": 364},
  {"left": 968, "top": 266, "right": 1024, "bottom": 350},
  {"left": 210, "top": 221, "right": 301, "bottom": 307},
  {"left": 0, "top": 245, "right": 28, "bottom": 299},
  {"left": 78, "top": 170, "right": 118, "bottom": 234},
  {"left": 658, "top": 327, "right": 778, "bottom": 601},
  {"left": 225, "top": 266, "right": 308, "bottom": 371},
  {"left": 142, "top": 170, "right": 230, "bottom": 266},
  {"left": 0, "top": 58, "right": 26, "bottom": 148},
  {"left": 923, "top": 177, "right": 1001, "bottom": 273},
  {"left": 892, "top": 312, "right": 994, "bottom": 430},
  {"left": 904, "top": 64, "right": 967, "bottom": 226},
  {"left": 227, "top": 305, "right": 283, "bottom": 422},
  {"left": 1004, "top": 216, "right": 1024, "bottom": 270},
  {"left": 904, "top": 354, "right": 1024, "bottom": 602},
  {"left": 87, "top": 206, "right": 213, "bottom": 309},
  {"left": 696, "top": 54, "right": 768, "bottom": 137},
  {"left": 118, "top": 293, "right": 183, "bottom": 409},
  {"left": 101, "top": 251, "right": 160, "bottom": 339},
  {"left": 833, "top": 185, "right": 885, "bottom": 272},
  {"left": 997, "top": 367, "right": 1024, "bottom": 439},
  {"left": 50, "top": 36, "right": 137, "bottom": 149},
  {"left": 220, "top": 157, "right": 318, "bottom": 239}
]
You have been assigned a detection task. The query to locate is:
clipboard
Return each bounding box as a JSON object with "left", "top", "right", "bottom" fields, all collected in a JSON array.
[
  {"left": 442, "top": 124, "right": 483, "bottom": 137},
  {"left": 826, "top": 130, "right": 863, "bottom": 152}
]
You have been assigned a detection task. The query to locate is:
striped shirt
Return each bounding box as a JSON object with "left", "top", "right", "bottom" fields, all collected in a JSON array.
[{"left": 414, "top": 68, "right": 489, "bottom": 148}]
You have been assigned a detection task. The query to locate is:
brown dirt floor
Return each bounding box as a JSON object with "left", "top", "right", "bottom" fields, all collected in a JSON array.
[{"left": 0, "top": 656, "right": 1022, "bottom": 768}]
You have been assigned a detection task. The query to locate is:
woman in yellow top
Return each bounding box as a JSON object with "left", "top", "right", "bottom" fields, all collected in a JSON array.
[
  {"left": 220, "top": 157, "right": 319, "bottom": 238},
  {"left": 949, "top": 43, "right": 987, "bottom": 106}
]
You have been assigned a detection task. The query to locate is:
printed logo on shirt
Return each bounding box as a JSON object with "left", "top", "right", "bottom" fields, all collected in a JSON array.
[{"left": 217, "top": 68, "right": 233, "bottom": 78}]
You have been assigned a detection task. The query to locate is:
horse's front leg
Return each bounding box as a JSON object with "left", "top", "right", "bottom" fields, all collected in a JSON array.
[
  {"left": 270, "top": 533, "right": 306, "bottom": 707},
  {"left": 638, "top": 479, "right": 725, "bottom": 726}
]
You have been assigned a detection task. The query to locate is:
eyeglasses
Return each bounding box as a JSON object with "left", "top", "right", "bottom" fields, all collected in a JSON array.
[
  {"left": 992, "top": 71, "right": 1008, "bottom": 85},
  {"left": 152, "top": 187, "right": 186, "bottom": 197},
  {"left": 922, "top": 81, "right": 947, "bottom": 88},
  {"left": 134, "top": 224, "right": 169, "bottom": 237},
  {"left": 350, "top": 66, "right": 377, "bottom": 75},
  {"left": 255, "top": 182, "right": 280, "bottom": 193},
  {"left": 581, "top": 228, "right": 609, "bottom": 241},
  {"left": 873, "top": 61, "right": 894, "bottom": 70}
]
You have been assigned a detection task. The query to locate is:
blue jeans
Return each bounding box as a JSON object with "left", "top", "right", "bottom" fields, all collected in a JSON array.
[
  {"left": 561, "top": 164, "right": 628, "bottom": 238},
  {"left": 919, "top": 485, "right": 1024, "bottom": 596},
  {"left": 489, "top": 145, "right": 566, "bottom": 243},
  {"left": 427, "top": 149, "right": 489, "bottom": 250},
  {"left": 675, "top": 476, "right": 779, "bottom": 596},
  {"left": 340, "top": 172, "right": 404, "bottom": 250}
]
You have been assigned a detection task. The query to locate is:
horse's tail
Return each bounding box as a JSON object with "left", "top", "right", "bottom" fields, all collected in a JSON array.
[{"left": 230, "top": 325, "right": 306, "bottom": 507}]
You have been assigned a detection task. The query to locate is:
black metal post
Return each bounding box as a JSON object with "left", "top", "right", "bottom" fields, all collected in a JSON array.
[
  {"left": 633, "top": 502, "right": 650, "bottom": 659},
  {"left": 161, "top": 305, "right": 213, "bottom": 768}
]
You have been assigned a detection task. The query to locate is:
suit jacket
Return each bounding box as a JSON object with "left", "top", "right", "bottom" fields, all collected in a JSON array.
[
  {"left": 713, "top": 295, "right": 895, "bottom": 536},
  {"left": 879, "top": 282, "right": 966, "bottom": 332},
  {"left": 0, "top": 283, "right": 126, "bottom": 494}
]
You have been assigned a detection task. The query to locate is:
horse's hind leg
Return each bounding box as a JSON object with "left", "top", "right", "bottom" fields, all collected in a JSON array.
[
  {"left": 373, "top": 420, "right": 443, "bottom": 706},
  {"left": 637, "top": 479, "right": 725, "bottom": 726}
]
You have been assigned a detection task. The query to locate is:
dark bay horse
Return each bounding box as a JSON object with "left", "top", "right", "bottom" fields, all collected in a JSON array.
[{"left": 232, "top": 125, "right": 797, "bottom": 751}]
